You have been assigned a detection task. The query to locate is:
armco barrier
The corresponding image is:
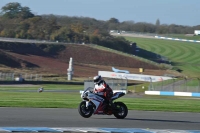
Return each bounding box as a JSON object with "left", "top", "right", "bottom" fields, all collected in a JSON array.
[
  {"left": 155, "top": 36, "right": 200, "bottom": 43},
  {"left": 145, "top": 91, "right": 200, "bottom": 97}
]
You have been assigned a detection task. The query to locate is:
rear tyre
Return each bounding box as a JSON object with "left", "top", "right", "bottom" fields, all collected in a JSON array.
[
  {"left": 78, "top": 101, "right": 93, "bottom": 118},
  {"left": 113, "top": 102, "right": 128, "bottom": 119}
]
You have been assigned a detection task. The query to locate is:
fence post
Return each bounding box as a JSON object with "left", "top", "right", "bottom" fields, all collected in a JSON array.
[
  {"left": 126, "top": 79, "right": 127, "bottom": 90},
  {"left": 134, "top": 85, "right": 136, "bottom": 92},
  {"left": 12, "top": 73, "right": 15, "bottom": 81},
  {"left": 161, "top": 78, "right": 163, "bottom": 91},
  {"left": 36, "top": 74, "right": 38, "bottom": 81},
  {"left": 184, "top": 77, "right": 187, "bottom": 92},
  {"left": 198, "top": 78, "right": 200, "bottom": 92},
  {"left": 173, "top": 78, "right": 175, "bottom": 91},
  {"left": 25, "top": 73, "right": 27, "bottom": 81},
  {"left": 149, "top": 77, "right": 153, "bottom": 90}
]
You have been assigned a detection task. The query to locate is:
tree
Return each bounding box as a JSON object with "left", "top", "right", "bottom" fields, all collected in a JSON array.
[
  {"left": 1, "top": 2, "right": 34, "bottom": 19},
  {"left": 71, "top": 23, "right": 84, "bottom": 33},
  {"left": 155, "top": 19, "right": 160, "bottom": 27},
  {"left": 108, "top": 18, "right": 119, "bottom": 24},
  {"left": 18, "top": 6, "right": 34, "bottom": 19},
  {"left": 89, "top": 35, "right": 99, "bottom": 44},
  {"left": 1, "top": 2, "right": 21, "bottom": 18},
  {"left": 155, "top": 19, "right": 160, "bottom": 33}
]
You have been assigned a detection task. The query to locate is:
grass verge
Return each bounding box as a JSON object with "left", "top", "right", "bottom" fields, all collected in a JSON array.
[{"left": 0, "top": 84, "right": 199, "bottom": 113}]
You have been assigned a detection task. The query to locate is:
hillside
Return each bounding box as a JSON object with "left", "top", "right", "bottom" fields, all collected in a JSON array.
[
  {"left": 123, "top": 36, "right": 200, "bottom": 77},
  {"left": 0, "top": 41, "right": 181, "bottom": 80}
]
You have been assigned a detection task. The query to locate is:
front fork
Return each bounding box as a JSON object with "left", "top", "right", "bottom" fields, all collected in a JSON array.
[
  {"left": 85, "top": 101, "right": 92, "bottom": 108},
  {"left": 86, "top": 101, "right": 89, "bottom": 107}
]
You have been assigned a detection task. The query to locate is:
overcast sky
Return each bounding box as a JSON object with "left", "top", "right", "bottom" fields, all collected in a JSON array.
[{"left": 0, "top": 0, "right": 199, "bottom": 26}]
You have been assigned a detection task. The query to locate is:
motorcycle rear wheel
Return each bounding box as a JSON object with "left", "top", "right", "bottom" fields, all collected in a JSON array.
[
  {"left": 78, "top": 101, "right": 93, "bottom": 118},
  {"left": 113, "top": 102, "right": 128, "bottom": 119}
]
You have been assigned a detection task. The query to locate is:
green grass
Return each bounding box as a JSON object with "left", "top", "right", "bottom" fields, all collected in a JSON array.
[
  {"left": 0, "top": 84, "right": 199, "bottom": 112},
  {"left": 0, "top": 84, "right": 83, "bottom": 91},
  {"left": 125, "top": 36, "right": 200, "bottom": 77},
  {"left": 119, "top": 96, "right": 200, "bottom": 112},
  {"left": 0, "top": 92, "right": 79, "bottom": 108}
]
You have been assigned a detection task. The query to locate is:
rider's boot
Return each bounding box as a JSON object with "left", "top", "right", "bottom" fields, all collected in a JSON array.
[
  {"left": 103, "top": 99, "right": 109, "bottom": 106},
  {"left": 104, "top": 98, "right": 115, "bottom": 109},
  {"left": 109, "top": 100, "right": 115, "bottom": 108}
]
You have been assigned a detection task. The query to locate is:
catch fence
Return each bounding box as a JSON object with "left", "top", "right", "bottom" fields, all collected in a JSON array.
[
  {"left": 149, "top": 78, "right": 200, "bottom": 92},
  {"left": 0, "top": 72, "right": 42, "bottom": 81},
  {"left": 0, "top": 72, "right": 15, "bottom": 81}
]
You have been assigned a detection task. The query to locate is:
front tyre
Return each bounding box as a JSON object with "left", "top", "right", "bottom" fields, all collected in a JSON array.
[
  {"left": 113, "top": 102, "right": 128, "bottom": 119},
  {"left": 78, "top": 101, "right": 93, "bottom": 118}
]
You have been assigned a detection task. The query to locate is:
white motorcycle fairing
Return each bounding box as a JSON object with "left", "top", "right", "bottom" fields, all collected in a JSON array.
[
  {"left": 87, "top": 93, "right": 105, "bottom": 114},
  {"left": 111, "top": 92, "right": 125, "bottom": 100}
]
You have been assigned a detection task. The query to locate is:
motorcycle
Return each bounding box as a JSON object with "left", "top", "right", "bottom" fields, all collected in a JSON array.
[{"left": 78, "top": 87, "right": 128, "bottom": 119}]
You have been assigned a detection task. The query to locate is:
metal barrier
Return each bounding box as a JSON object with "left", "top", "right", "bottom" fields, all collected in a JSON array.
[{"left": 149, "top": 78, "right": 200, "bottom": 92}]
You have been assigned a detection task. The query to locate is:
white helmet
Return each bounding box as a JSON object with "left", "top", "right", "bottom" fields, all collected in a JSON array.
[{"left": 93, "top": 75, "right": 102, "bottom": 85}]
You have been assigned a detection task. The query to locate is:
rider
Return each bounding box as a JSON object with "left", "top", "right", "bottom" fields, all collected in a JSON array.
[{"left": 93, "top": 75, "right": 113, "bottom": 105}]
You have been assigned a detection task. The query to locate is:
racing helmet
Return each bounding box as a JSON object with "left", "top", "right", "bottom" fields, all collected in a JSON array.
[{"left": 93, "top": 75, "right": 102, "bottom": 85}]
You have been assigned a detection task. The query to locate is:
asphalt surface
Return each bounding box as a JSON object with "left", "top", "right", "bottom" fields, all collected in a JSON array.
[{"left": 0, "top": 107, "right": 199, "bottom": 130}]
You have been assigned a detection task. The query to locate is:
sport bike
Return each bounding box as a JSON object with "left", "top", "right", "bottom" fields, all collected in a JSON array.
[{"left": 78, "top": 87, "right": 128, "bottom": 119}]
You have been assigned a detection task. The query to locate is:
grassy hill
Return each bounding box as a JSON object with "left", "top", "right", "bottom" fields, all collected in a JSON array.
[
  {"left": 125, "top": 36, "right": 200, "bottom": 77},
  {"left": 0, "top": 41, "right": 181, "bottom": 81}
]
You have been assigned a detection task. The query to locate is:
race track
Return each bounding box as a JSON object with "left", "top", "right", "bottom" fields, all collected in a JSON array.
[{"left": 0, "top": 107, "right": 199, "bottom": 130}]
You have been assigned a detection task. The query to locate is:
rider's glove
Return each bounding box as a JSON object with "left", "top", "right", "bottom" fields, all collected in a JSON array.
[{"left": 93, "top": 88, "right": 98, "bottom": 93}]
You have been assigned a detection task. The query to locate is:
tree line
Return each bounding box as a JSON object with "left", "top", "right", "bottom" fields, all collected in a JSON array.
[{"left": 0, "top": 2, "right": 199, "bottom": 54}]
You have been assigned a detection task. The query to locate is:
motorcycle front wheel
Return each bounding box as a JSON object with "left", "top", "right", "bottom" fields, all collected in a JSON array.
[
  {"left": 78, "top": 101, "right": 93, "bottom": 118},
  {"left": 113, "top": 102, "right": 128, "bottom": 119}
]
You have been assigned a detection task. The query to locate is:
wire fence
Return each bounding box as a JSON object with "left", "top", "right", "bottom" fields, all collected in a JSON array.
[
  {"left": 149, "top": 78, "right": 200, "bottom": 92},
  {"left": 0, "top": 72, "right": 15, "bottom": 81},
  {"left": 0, "top": 72, "right": 42, "bottom": 81},
  {"left": 22, "top": 73, "right": 43, "bottom": 81}
]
